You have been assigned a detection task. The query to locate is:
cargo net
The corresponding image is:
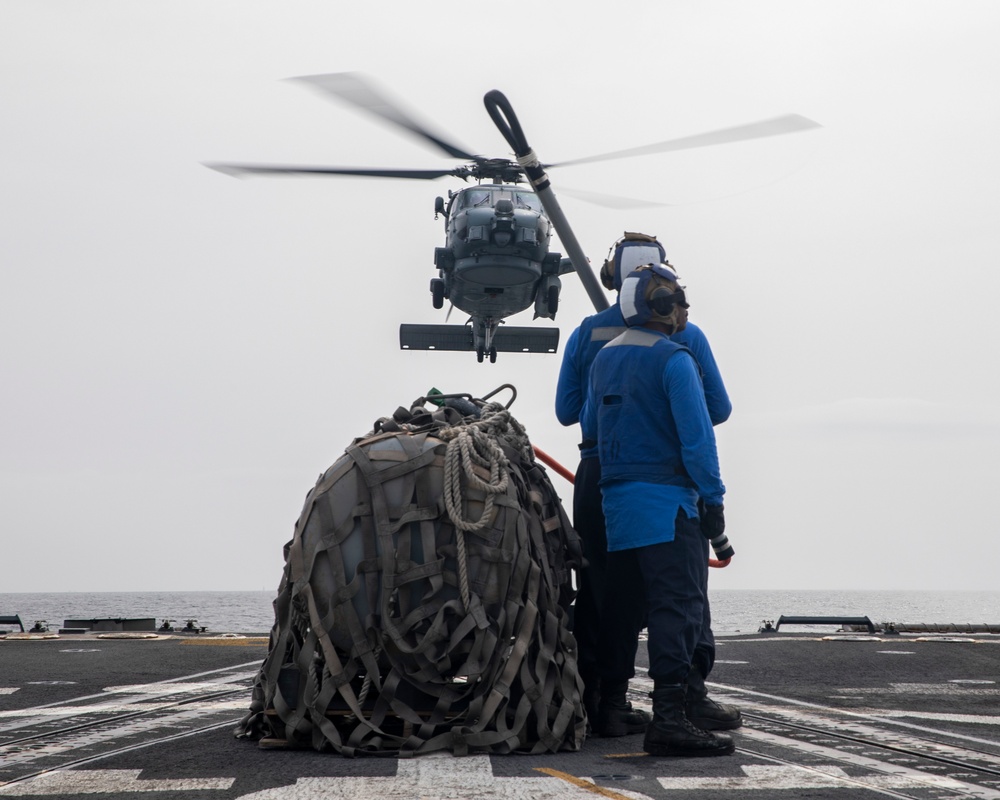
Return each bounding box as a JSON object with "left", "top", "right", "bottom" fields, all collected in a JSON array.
[{"left": 237, "top": 391, "right": 585, "bottom": 756}]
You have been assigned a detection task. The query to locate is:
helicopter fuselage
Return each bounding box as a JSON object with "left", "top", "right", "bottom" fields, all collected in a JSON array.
[
  {"left": 207, "top": 72, "right": 821, "bottom": 363},
  {"left": 434, "top": 184, "right": 563, "bottom": 322}
]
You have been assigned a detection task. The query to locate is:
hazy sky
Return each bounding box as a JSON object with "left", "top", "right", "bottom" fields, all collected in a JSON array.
[{"left": 3, "top": 2, "right": 999, "bottom": 594}]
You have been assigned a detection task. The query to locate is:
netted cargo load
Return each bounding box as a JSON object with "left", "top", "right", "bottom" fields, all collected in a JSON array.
[{"left": 238, "top": 389, "right": 585, "bottom": 756}]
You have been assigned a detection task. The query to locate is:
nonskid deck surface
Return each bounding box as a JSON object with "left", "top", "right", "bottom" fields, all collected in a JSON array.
[{"left": 1, "top": 632, "right": 999, "bottom": 799}]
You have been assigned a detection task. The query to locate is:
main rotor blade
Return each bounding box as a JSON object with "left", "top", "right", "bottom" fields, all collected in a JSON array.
[
  {"left": 288, "top": 72, "right": 481, "bottom": 162},
  {"left": 557, "top": 185, "right": 671, "bottom": 209},
  {"left": 550, "top": 114, "right": 822, "bottom": 168},
  {"left": 204, "top": 163, "right": 460, "bottom": 181}
]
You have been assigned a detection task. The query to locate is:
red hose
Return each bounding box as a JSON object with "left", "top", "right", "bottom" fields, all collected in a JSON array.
[
  {"left": 532, "top": 445, "right": 730, "bottom": 569},
  {"left": 532, "top": 445, "right": 576, "bottom": 483}
]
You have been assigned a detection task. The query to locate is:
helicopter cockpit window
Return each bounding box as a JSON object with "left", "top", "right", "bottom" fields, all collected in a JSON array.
[
  {"left": 462, "top": 189, "right": 492, "bottom": 208},
  {"left": 514, "top": 191, "right": 541, "bottom": 211}
]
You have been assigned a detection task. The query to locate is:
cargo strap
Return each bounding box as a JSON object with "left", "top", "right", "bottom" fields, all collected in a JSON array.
[{"left": 238, "top": 399, "right": 584, "bottom": 756}]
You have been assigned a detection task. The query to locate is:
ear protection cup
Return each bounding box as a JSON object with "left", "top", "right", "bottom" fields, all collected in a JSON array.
[
  {"left": 602, "top": 234, "right": 667, "bottom": 292},
  {"left": 621, "top": 263, "right": 685, "bottom": 327},
  {"left": 600, "top": 259, "right": 616, "bottom": 290},
  {"left": 648, "top": 286, "right": 676, "bottom": 317}
]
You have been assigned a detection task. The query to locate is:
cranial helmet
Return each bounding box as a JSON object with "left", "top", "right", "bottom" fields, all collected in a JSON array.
[
  {"left": 620, "top": 263, "right": 689, "bottom": 328},
  {"left": 600, "top": 232, "right": 667, "bottom": 292}
]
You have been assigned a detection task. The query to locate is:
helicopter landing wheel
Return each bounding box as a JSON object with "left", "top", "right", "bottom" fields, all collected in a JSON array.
[
  {"left": 431, "top": 278, "right": 445, "bottom": 310},
  {"left": 476, "top": 347, "right": 485, "bottom": 363},
  {"left": 547, "top": 284, "right": 559, "bottom": 315},
  {"left": 489, "top": 347, "right": 497, "bottom": 364}
]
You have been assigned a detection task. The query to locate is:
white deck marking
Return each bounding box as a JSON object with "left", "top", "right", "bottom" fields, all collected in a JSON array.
[
  {"left": 100, "top": 680, "right": 255, "bottom": 695},
  {"left": 692, "top": 679, "right": 1000, "bottom": 749},
  {"left": 0, "top": 691, "right": 18, "bottom": 697},
  {"left": 631, "top": 672, "right": 1000, "bottom": 793},
  {"left": 732, "top": 696, "right": 1000, "bottom": 767},
  {"left": 860, "top": 709, "right": 1000, "bottom": 725},
  {"left": 0, "top": 769, "right": 233, "bottom": 795},
  {"left": 0, "top": 701, "right": 246, "bottom": 719},
  {"left": 230, "top": 754, "right": 655, "bottom": 800},
  {"left": 740, "top": 728, "right": 1000, "bottom": 798},
  {"left": 0, "top": 672, "right": 256, "bottom": 732},
  {"left": 657, "top": 763, "right": 972, "bottom": 791},
  {"left": 0, "top": 706, "right": 242, "bottom": 769},
  {"left": 838, "top": 683, "right": 1000, "bottom": 696},
  {"left": 2, "top": 661, "right": 259, "bottom": 715},
  {"left": 25, "top": 683, "right": 76, "bottom": 686}
]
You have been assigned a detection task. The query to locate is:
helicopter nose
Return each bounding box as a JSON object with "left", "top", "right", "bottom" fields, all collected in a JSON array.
[{"left": 492, "top": 218, "right": 515, "bottom": 247}]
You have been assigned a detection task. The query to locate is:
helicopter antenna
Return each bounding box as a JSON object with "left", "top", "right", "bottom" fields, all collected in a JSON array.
[{"left": 484, "top": 91, "right": 609, "bottom": 313}]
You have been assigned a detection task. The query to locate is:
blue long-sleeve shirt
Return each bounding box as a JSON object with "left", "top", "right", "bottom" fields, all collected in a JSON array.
[
  {"left": 555, "top": 304, "right": 730, "bottom": 458},
  {"left": 582, "top": 327, "right": 725, "bottom": 550}
]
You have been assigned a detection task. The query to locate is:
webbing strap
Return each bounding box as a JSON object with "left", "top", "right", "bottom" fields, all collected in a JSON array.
[{"left": 236, "top": 405, "right": 584, "bottom": 756}]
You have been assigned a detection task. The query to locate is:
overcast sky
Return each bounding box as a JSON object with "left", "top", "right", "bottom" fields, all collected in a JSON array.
[{"left": 3, "top": 2, "right": 999, "bottom": 594}]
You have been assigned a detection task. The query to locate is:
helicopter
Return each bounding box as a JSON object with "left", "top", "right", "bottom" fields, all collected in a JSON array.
[{"left": 206, "top": 73, "right": 820, "bottom": 363}]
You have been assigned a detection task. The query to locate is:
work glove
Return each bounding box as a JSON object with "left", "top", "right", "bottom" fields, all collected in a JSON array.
[{"left": 698, "top": 500, "right": 734, "bottom": 560}]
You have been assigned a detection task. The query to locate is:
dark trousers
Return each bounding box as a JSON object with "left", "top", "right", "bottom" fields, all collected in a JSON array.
[
  {"left": 597, "top": 510, "right": 716, "bottom": 686},
  {"left": 571, "top": 456, "right": 608, "bottom": 687},
  {"left": 573, "top": 458, "right": 716, "bottom": 687}
]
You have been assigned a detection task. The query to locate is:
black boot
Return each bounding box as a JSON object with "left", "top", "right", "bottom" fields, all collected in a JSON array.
[
  {"left": 644, "top": 683, "right": 735, "bottom": 757},
  {"left": 686, "top": 669, "right": 742, "bottom": 730},
  {"left": 596, "top": 680, "right": 651, "bottom": 737}
]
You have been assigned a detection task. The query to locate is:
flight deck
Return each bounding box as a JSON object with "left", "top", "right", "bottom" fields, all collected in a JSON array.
[{"left": 2, "top": 628, "right": 999, "bottom": 799}]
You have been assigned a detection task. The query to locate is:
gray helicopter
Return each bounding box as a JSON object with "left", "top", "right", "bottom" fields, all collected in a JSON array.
[{"left": 206, "top": 73, "right": 820, "bottom": 363}]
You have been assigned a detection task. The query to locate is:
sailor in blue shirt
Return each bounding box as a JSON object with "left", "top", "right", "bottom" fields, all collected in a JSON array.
[
  {"left": 582, "top": 264, "right": 737, "bottom": 757},
  {"left": 554, "top": 235, "right": 733, "bottom": 739}
]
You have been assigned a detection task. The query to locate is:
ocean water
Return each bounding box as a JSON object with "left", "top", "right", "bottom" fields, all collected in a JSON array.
[
  {"left": 0, "top": 591, "right": 277, "bottom": 635},
  {"left": 2, "top": 589, "right": 998, "bottom": 635}
]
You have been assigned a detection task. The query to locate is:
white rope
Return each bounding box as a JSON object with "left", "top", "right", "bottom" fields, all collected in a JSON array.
[
  {"left": 436, "top": 405, "right": 532, "bottom": 610},
  {"left": 370, "top": 402, "right": 533, "bottom": 611}
]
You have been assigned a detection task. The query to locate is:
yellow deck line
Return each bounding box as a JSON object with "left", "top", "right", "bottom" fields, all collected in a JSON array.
[
  {"left": 534, "top": 767, "right": 638, "bottom": 800},
  {"left": 180, "top": 637, "right": 269, "bottom": 646}
]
